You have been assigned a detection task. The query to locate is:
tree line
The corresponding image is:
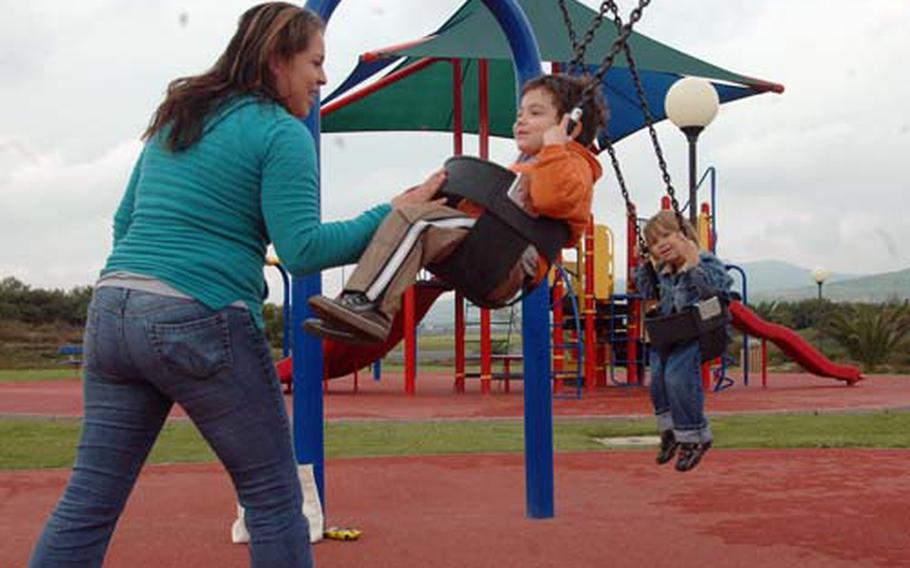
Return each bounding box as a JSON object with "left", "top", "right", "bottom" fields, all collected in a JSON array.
[
  {"left": 3, "top": 276, "right": 908, "bottom": 371},
  {"left": 751, "top": 298, "right": 910, "bottom": 372},
  {"left": 0, "top": 277, "right": 287, "bottom": 349},
  {"left": 0, "top": 277, "right": 93, "bottom": 326}
]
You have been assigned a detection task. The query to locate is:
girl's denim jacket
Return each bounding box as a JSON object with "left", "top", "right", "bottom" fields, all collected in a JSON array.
[{"left": 635, "top": 251, "right": 734, "bottom": 316}]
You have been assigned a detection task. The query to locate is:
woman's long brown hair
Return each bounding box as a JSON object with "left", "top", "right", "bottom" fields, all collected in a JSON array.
[{"left": 143, "top": 2, "right": 323, "bottom": 152}]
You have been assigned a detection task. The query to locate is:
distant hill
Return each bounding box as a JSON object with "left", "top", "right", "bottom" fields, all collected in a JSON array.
[
  {"left": 419, "top": 263, "right": 909, "bottom": 328},
  {"left": 729, "top": 260, "right": 858, "bottom": 293},
  {"left": 750, "top": 267, "right": 910, "bottom": 303},
  {"left": 612, "top": 260, "right": 858, "bottom": 296}
]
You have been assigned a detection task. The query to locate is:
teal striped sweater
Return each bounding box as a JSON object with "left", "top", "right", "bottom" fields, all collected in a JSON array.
[{"left": 103, "top": 96, "right": 390, "bottom": 327}]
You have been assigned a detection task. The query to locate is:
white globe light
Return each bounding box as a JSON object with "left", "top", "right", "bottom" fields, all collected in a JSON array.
[
  {"left": 664, "top": 77, "right": 720, "bottom": 129},
  {"left": 811, "top": 267, "right": 830, "bottom": 284}
]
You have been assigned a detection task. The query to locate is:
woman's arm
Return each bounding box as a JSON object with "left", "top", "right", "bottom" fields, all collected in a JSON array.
[
  {"left": 112, "top": 147, "right": 145, "bottom": 245},
  {"left": 260, "top": 119, "right": 391, "bottom": 276}
]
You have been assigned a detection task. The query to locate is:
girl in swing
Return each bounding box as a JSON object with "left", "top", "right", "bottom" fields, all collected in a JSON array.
[
  {"left": 305, "top": 74, "right": 607, "bottom": 343},
  {"left": 636, "top": 210, "right": 733, "bottom": 472}
]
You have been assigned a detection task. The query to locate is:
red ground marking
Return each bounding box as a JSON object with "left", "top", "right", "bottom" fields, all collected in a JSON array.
[
  {"left": 3, "top": 450, "right": 908, "bottom": 567},
  {"left": 2, "top": 371, "right": 909, "bottom": 421}
]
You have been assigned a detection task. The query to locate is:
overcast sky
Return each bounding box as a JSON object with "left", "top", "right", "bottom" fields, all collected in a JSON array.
[{"left": 2, "top": 0, "right": 908, "bottom": 302}]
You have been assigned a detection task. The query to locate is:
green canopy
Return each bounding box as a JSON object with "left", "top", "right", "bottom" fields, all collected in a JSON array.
[{"left": 322, "top": 0, "right": 782, "bottom": 142}]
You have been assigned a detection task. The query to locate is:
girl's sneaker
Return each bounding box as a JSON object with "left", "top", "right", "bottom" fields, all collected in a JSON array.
[
  {"left": 675, "top": 441, "right": 712, "bottom": 472},
  {"left": 656, "top": 430, "right": 678, "bottom": 465}
]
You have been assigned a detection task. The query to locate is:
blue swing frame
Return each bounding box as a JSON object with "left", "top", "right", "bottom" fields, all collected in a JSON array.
[{"left": 294, "top": 0, "right": 555, "bottom": 519}]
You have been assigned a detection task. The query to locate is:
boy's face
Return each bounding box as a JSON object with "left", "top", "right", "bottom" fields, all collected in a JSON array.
[{"left": 513, "top": 87, "right": 560, "bottom": 156}]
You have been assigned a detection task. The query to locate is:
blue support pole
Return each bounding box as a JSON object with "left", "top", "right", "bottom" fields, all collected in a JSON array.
[
  {"left": 273, "top": 263, "right": 291, "bottom": 358},
  {"left": 300, "top": 0, "right": 548, "bottom": 518},
  {"left": 474, "top": 0, "right": 553, "bottom": 519},
  {"left": 725, "top": 264, "right": 749, "bottom": 386},
  {"left": 521, "top": 283, "right": 554, "bottom": 517},
  {"left": 287, "top": 0, "right": 341, "bottom": 509},
  {"left": 291, "top": 273, "right": 323, "bottom": 494},
  {"left": 479, "top": 0, "right": 543, "bottom": 89}
]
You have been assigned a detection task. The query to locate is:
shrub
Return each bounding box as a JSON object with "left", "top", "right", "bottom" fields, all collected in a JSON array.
[{"left": 821, "top": 301, "right": 910, "bottom": 372}]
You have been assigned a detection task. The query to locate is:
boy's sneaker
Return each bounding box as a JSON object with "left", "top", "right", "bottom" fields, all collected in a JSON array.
[
  {"left": 675, "top": 441, "right": 712, "bottom": 472},
  {"left": 303, "top": 318, "right": 380, "bottom": 344},
  {"left": 655, "top": 430, "right": 678, "bottom": 465},
  {"left": 308, "top": 293, "right": 391, "bottom": 344}
]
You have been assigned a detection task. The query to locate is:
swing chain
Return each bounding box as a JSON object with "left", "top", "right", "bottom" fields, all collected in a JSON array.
[
  {"left": 603, "top": 6, "right": 685, "bottom": 224},
  {"left": 558, "top": 0, "right": 650, "bottom": 251},
  {"left": 558, "top": 1, "right": 615, "bottom": 74},
  {"left": 557, "top": 0, "right": 687, "bottom": 247},
  {"left": 575, "top": 0, "right": 651, "bottom": 112},
  {"left": 557, "top": 1, "right": 579, "bottom": 66},
  {"left": 602, "top": 138, "right": 646, "bottom": 251}
]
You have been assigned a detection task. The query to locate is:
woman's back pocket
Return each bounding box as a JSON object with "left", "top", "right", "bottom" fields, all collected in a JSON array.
[{"left": 150, "top": 313, "right": 233, "bottom": 379}]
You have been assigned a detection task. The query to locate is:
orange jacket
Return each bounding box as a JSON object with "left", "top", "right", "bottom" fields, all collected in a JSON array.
[{"left": 459, "top": 140, "right": 602, "bottom": 282}]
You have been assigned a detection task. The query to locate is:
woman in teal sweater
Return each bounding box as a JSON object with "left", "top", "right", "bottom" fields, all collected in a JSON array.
[{"left": 29, "top": 4, "right": 440, "bottom": 567}]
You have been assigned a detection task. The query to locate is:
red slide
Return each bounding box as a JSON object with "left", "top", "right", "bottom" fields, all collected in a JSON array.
[
  {"left": 729, "top": 300, "right": 863, "bottom": 384},
  {"left": 276, "top": 282, "right": 449, "bottom": 382}
]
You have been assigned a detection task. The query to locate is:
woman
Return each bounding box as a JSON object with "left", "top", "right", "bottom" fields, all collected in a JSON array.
[{"left": 29, "top": 3, "right": 441, "bottom": 567}]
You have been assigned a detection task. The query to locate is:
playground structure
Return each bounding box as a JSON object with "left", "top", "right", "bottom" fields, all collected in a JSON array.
[
  {"left": 296, "top": 0, "right": 564, "bottom": 521},
  {"left": 275, "top": 0, "right": 863, "bottom": 523},
  {"left": 1, "top": 4, "right": 899, "bottom": 567},
  {"left": 274, "top": 0, "right": 861, "bottom": 395},
  {"left": 275, "top": 190, "right": 864, "bottom": 395}
]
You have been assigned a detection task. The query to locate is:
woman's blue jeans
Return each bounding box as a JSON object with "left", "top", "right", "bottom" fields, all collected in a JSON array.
[
  {"left": 29, "top": 287, "right": 313, "bottom": 568},
  {"left": 649, "top": 341, "right": 712, "bottom": 444}
]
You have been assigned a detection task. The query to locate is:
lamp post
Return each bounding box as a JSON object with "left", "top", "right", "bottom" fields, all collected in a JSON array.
[
  {"left": 664, "top": 77, "right": 720, "bottom": 225},
  {"left": 811, "top": 267, "right": 830, "bottom": 300}
]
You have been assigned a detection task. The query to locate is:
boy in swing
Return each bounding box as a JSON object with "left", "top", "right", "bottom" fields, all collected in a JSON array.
[
  {"left": 305, "top": 74, "right": 607, "bottom": 343},
  {"left": 635, "top": 210, "right": 733, "bottom": 472}
]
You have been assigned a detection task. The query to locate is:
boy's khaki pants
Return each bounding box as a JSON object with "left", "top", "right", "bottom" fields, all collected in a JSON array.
[{"left": 343, "top": 202, "right": 527, "bottom": 315}]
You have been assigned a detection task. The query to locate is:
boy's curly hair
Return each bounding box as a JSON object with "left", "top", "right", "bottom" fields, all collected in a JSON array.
[{"left": 521, "top": 74, "right": 609, "bottom": 147}]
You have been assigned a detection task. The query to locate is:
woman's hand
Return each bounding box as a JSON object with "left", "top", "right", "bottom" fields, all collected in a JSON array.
[{"left": 391, "top": 169, "right": 447, "bottom": 208}]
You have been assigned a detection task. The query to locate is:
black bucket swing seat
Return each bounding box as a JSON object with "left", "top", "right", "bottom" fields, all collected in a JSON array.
[{"left": 427, "top": 156, "right": 571, "bottom": 308}]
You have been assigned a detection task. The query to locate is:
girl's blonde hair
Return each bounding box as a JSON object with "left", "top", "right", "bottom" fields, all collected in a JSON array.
[{"left": 643, "top": 210, "right": 700, "bottom": 249}]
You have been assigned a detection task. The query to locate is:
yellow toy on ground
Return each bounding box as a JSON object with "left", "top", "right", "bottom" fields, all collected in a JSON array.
[{"left": 324, "top": 526, "right": 362, "bottom": 541}]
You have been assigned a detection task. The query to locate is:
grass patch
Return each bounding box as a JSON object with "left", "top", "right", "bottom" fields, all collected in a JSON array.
[
  {"left": 0, "top": 418, "right": 216, "bottom": 470},
  {"left": 2, "top": 411, "right": 909, "bottom": 470},
  {"left": 0, "top": 418, "right": 85, "bottom": 469},
  {"left": 376, "top": 362, "right": 456, "bottom": 373},
  {"left": 0, "top": 369, "right": 82, "bottom": 383},
  {"left": 709, "top": 412, "right": 910, "bottom": 449},
  {"left": 324, "top": 419, "right": 614, "bottom": 457}
]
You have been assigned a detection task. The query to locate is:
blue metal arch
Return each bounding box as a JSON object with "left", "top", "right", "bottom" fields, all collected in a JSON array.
[{"left": 294, "top": 0, "right": 553, "bottom": 518}]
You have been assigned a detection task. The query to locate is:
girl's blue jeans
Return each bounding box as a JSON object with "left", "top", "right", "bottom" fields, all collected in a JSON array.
[
  {"left": 649, "top": 341, "right": 712, "bottom": 444},
  {"left": 29, "top": 287, "right": 313, "bottom": 568}
]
